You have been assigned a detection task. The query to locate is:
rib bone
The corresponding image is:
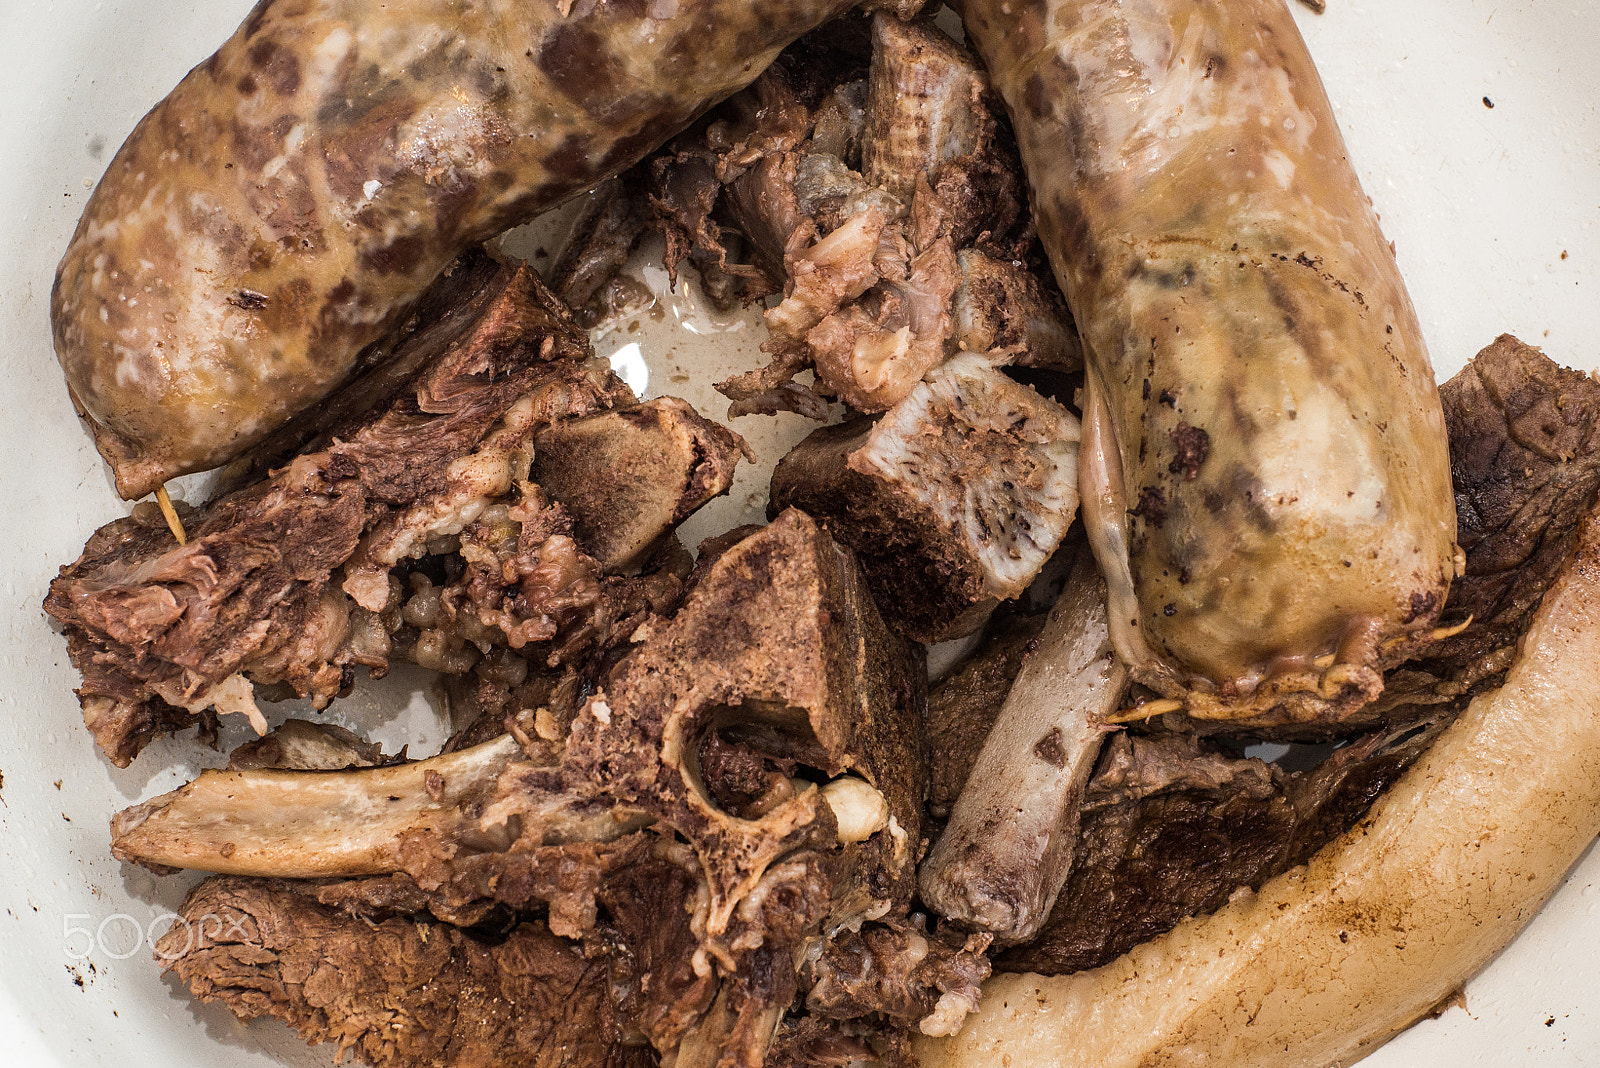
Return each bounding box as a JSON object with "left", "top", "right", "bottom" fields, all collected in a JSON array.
[{"left": 110, "top": 736, "right": 641, "bottom": 878}]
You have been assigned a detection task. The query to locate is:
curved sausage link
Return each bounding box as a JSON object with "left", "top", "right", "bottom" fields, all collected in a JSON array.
[
  {"left": 54, "top": 0, "right": 865, "bottom": 499},
  {"left": 957, "top": 0, "right": 1459, "bottom": 726}
]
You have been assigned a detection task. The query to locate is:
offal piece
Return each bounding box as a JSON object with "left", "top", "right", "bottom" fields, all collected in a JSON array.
[
  {"left": 532, "top": 397, "right": 750, "bottom": 573},
  {"left": 927, "top": 335, "right": 1600, "bottom": 977},
  {"left": 54, "top": 0, "right": 881, "bottom": 498},
  {"left": 160, "top": 877, "right": 632, "bottom": 1068},
  {"left": 919, "top": 546, "right": 1125, "bottom": 944},
  {"left": 917, "top": 456, "right": 1600, "bottom": 1068},
  {"left": 771, "top": 354, "right": 1080, "bottom": 643},
  {"left": 959, "top": 0, "right": 1458, "bottom": 726}
]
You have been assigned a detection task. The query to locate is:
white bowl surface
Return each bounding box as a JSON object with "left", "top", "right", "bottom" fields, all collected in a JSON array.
[{"left": 0, "top": 1, "right": 1596, "bottom": 1064}]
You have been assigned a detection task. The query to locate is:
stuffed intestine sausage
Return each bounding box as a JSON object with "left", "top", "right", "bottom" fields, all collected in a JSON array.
[
  {"left": 54, "top": 0, "right": 873, "bottom": 500},
  {"left": 957, "top": 0, "right": 1459, "bottom": 725}
]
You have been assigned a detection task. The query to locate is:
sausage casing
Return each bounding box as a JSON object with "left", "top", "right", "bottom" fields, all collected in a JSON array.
[
  {"left": 958, "top": 0, "right": 1459, "bottom": 724},
  {"left": 54, "top": 0, "right": 860, "bottom": 499}
]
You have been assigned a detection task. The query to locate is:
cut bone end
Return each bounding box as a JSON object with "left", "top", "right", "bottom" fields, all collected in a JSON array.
[
  {"left": 772, "top": 356, "right": 1080, "bottom": 644},
  {"left": 533, "top": 397, "right": 747, "bottom": 572}
]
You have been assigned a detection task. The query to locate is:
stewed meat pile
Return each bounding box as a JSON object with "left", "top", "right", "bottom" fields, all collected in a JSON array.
[{"left": 43, "top": 6, "right": 1600, "bottom": 1066}]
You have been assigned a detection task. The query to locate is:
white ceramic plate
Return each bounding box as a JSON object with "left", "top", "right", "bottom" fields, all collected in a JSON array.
[{"left": 0, "top": 2, "right": 1595, "bottom": 1064}]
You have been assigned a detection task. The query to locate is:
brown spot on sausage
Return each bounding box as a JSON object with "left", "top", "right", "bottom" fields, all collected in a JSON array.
[
  {"left": 360, "top": 234, "right": 427, "bottom": 276},
  {"left": 247, "top": 38, "right": 301, "bottom": 96},
  {"left": 1132, "top": 486, "right": 1168, "bottom": 528},
  {"left": 226, "top": 290, "right": 269, "bottom": 310},
  {"left": 536, "top": 24, "right": 633, "bottom": 119},
  {"left": 1402, "top": 590, "right": 1439, "bottom": 625},
  {"left": 1168, "top": 423, "right": 1210, "bottom": 480},
  {"left": 1033, "top": 728, "right": 1066, "bottom": 768}
]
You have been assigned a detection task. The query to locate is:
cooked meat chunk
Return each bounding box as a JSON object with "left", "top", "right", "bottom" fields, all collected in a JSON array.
[
  {"left": 46, "top": 251, "right": 629, "bottom": 765},
  {"left": 489, "top": 508, "right": 929, "bottom": 931},
  {"left": 972, "top": 335, "right": 1600, "bottom": 974},
  {"left": 804, "top": 919, "right": 992, "bottom": 1035},
  {"left": 119, "top": 509, "right": 977, "bottom": 1066},
  {"left": 952, "top": 248, "right": 1079, "bottom": 372},
  {"left": 771, "top": 355, "right": 1080, "bottom": 642},
  {"left": 159, "top": 876, "right": 636, "bottom": 1068},
  {"left": 47, "top": 248, "right": 744, "bottom": 767},
  {"left": 532, "top": 398, "right": 749, "bottom": 572},
  {"left": 646, "top": 15, "right": 1075, "bottom": 419},
  {"left": 996, "top": 720, "right": 1450, "bottom": 975},
  {"left": 1424, "top": 334, "right": 1600, "bottom": 681}
]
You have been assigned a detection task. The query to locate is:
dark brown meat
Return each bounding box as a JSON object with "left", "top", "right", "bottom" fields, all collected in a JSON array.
[
  {"left": 1425, "top": 334, "right": 1600, "bottom": 681},
  {"left": 46, "top": 251, "right": 629, "bottom": 764},
  {"left": 125, "top": 510, "right": 950, "bottom": 1066},
  {"left": 995, "top": 719, "right": 1450, "bottom": 975},
  {"left": 159, "top": 876, "right": 638, "bottom": 1068},
  {"left": 492, "top": 508, "right": 928, "bottom": 931},
  {"left": 770, "top": 355, "right": 1080, "bottom": 643}
]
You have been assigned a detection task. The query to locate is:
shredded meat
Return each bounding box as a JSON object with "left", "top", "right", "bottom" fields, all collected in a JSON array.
[
  {"left": 46, "top": 248, "right": 745, "bottom": 767},
  {"left": 805, "top": 919, "right": 992, "bottom": 1033},
  {"left": 159, "top": 876, "right": 640, "bottom": 1068},
  {"left": 46, "top": 251, "right": 629, "bottom": 764},
  {"left": 645, "top": 15, "right": 1076, "bottom": 420}
]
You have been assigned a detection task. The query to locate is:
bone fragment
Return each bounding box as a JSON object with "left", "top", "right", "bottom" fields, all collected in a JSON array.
[
  {"left": 919, "top": 549, "right": 1127, "bottom": 943},
  {"left": 110, "top": 736, "right": 639, "bottom": 878}
]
